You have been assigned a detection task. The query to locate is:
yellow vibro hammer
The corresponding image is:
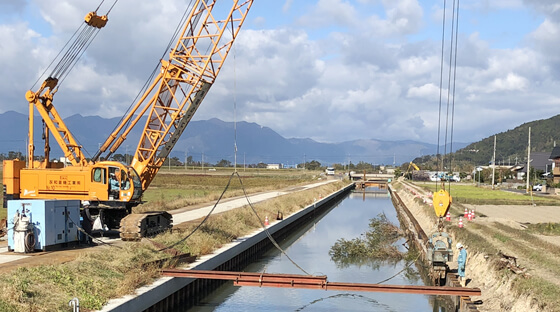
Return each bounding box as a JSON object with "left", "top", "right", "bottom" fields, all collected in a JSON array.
[{"left": 433, "top": 189, "right": 452, "bottom": 218}]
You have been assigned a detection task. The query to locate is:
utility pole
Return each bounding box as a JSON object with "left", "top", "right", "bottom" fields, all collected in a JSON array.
[
  {"left": 234, "top": 142, "right": 237, "bottom": 173},
  {"left": 492, "top": 135, "right": 496, "bottom": 189},
  {"left": 526, "top": 127, "right": 531, "bottom": 192}
]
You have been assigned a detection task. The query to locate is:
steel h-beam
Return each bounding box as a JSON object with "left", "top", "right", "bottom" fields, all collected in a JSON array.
[{"left": 161, "top": 269, "right": 481, "bottom": 296}]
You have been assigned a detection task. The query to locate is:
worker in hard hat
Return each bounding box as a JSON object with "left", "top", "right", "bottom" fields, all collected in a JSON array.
[{"left": 456, "top": 243, "right": 467, "bottom": 287}]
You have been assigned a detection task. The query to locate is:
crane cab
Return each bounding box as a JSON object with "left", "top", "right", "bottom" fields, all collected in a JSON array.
[{"left": 3, "top": 160, "right": 142, "bottom": 208}]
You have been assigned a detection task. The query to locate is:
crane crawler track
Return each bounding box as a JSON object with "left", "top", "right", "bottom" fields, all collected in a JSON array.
[{"left": 119, "top": 212, "right": 172, "bottom": 241}]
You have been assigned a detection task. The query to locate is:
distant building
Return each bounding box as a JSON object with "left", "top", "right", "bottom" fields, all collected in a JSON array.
[
  {"left": 549, "top": 147, "right": 560, "bottom": 184},
  {"left": 267, "top": 164, "right": 282, "bottom": 170},
  {"left": 515, "top": 152, "right": 553, "bottom": 181}
]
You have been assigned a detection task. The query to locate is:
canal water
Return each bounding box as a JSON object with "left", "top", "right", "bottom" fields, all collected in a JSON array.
[{"left": 189, "top": 190, "right": 449, "bottom": 311}]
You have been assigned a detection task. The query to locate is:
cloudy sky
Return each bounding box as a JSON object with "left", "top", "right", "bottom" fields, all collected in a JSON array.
[{"left": 1, "top": 0, "right": 559, "bottom": 145}]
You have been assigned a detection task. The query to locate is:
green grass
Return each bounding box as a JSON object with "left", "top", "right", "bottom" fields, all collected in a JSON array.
[
  {"left": 414, "top": 182, "right": 560, "bottom": 205},
  {"left": 138, "top": 171, "right": 321, "bottom": 212},
  {"left": 513, "top": 276, "right": 560, "bottom": 311},
  {"left": 527, "top": 223, "right": 560, "bottom": 236},
  {"left": 493, "top": 232, "right": 510, "bottom": 243}
]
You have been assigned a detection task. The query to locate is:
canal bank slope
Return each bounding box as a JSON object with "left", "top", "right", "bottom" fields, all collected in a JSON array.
[{"left": 394, "top": 181, "right": 560, "bottom": 312}]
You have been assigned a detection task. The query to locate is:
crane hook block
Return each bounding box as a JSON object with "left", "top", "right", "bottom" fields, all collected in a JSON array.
[
  {"left": 85, "top": 12, "right": 108, "bottom": 29},
  {"left": 433, "top": 189, "right": 451, "bottom": 218}
]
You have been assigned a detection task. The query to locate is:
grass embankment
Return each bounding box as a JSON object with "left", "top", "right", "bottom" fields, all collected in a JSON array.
[
  {"left": 407, "top": 182, "right": 560, "bottom": 311},
  {"left": 0, "top": 177, "right": 345, "bottom": 312},
  {"left": 137, "top": 169, "right": 320, "bottom": 213},
  {"left": 449, "top": 221, "right": 560, "bottom": 311}
]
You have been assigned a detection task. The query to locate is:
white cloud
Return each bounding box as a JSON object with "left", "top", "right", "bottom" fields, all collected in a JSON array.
[
  {"left": 1, "top": 0, "right": 560, "bottom": 148},
  {"left": 407, "top": 83, "right": 440, "bottom": 100},
  {"left": 365, "top": 0, "right": 423, "bottom": 37},
  {"left": 488, "top": 73, "right": 529, "bottom": 92}
]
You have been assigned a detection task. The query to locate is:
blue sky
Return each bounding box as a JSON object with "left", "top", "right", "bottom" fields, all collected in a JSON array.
[{"left": 1, "top": 0, "right": 559, "bottom": 147}]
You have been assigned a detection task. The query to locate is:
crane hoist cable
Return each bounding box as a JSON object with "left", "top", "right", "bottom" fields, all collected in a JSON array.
[
  {"left": 435, "top": 0, "right": 460, "bottom": 194},
  {"left": 30, "top": 0, "right": 118, "bottom": 91},
  {"left": 432, "top": 0, "right": 460, "bottom": 231}
]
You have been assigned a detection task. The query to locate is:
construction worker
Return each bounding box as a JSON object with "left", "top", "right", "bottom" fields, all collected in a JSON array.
[{"left": 457, "top": 243, "right": 467, "bottom": 287}]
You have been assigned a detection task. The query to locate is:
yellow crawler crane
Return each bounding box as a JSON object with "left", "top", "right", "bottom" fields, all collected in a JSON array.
[
  {"left": 403, "top": 161, "right": 420, "bottom": 179},
  {"left": 3, "top": 0, "right": 254, "bottom": 240}
]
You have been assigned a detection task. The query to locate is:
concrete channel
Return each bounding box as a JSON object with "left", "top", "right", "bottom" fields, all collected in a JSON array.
[
  {"left": 100, "top": 183, "right": 355, "bottom": 312},
  {"left": 100, "top": 182, "right": 478, "bottom": 312}
]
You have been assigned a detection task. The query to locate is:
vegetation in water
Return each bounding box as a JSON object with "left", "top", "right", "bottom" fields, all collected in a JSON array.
[{"left": 328, "top": 213, "right": 405, "bottom": 266}]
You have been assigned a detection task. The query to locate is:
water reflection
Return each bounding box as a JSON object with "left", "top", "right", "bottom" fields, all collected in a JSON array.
[{"left": 188, "top": 190, "right": 448, "bottom": 311}]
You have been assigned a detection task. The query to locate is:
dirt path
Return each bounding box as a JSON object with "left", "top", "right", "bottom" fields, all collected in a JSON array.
[
  {"left": 465, "top": 204, "right": 560, "bottom": 224},
  {"left": 397, "top": 181, "right": 559, "bottom": 312}
]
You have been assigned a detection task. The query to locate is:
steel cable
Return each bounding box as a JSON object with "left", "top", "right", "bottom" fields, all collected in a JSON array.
[
  {"left": 57, "top": 27, "right": 97, "bottom": 81},
  {"left": 51, "top": 25, "right": 92, "bottom": 78},
  {"left": 156, "top": 171, "right": 311, "bottom": 275},
  {"left": 448, "top": 0, "right": 461, "bottom": 190},
  {"left": 30, "top": 23, "right": 84, "bottom": 90},
  {"left": 234, "top": 172, "right": 311, "bottom": 275},
  {"left": 157, "top": 171, "right": 237, "bottom": 252},
  {"left": 66, "top": 214, "right": 123, "bottom": 249},
  {"left": 435, "top": 0, "right": 447, "bottom": 191}
]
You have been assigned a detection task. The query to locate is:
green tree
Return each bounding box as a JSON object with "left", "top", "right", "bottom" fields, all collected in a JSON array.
[
  {"left": 305, "top": 160, "right": 322, "bottom": 171},
  {"left": 216, "top": 159, "right": 232, "bottom": 167},
  {"left": 112, "top": 153, "right": 125, "bottom": 162},
  {"left": 7, "top": 151, "right": 24, "bottom": 160}
]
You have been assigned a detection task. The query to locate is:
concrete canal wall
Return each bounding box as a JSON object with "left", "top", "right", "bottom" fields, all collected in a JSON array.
[{"left": 100, "top": 183, "right": 354, "bottom": 312}]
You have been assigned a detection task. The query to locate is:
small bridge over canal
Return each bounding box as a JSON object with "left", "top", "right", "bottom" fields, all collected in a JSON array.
[{"left": 351, "top": 173, "right": 392, "bottom": 191}]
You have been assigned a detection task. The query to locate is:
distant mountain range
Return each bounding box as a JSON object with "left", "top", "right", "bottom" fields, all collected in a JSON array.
[{"left": 0, "top": 111, "right": 468, "bottom": 166}]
